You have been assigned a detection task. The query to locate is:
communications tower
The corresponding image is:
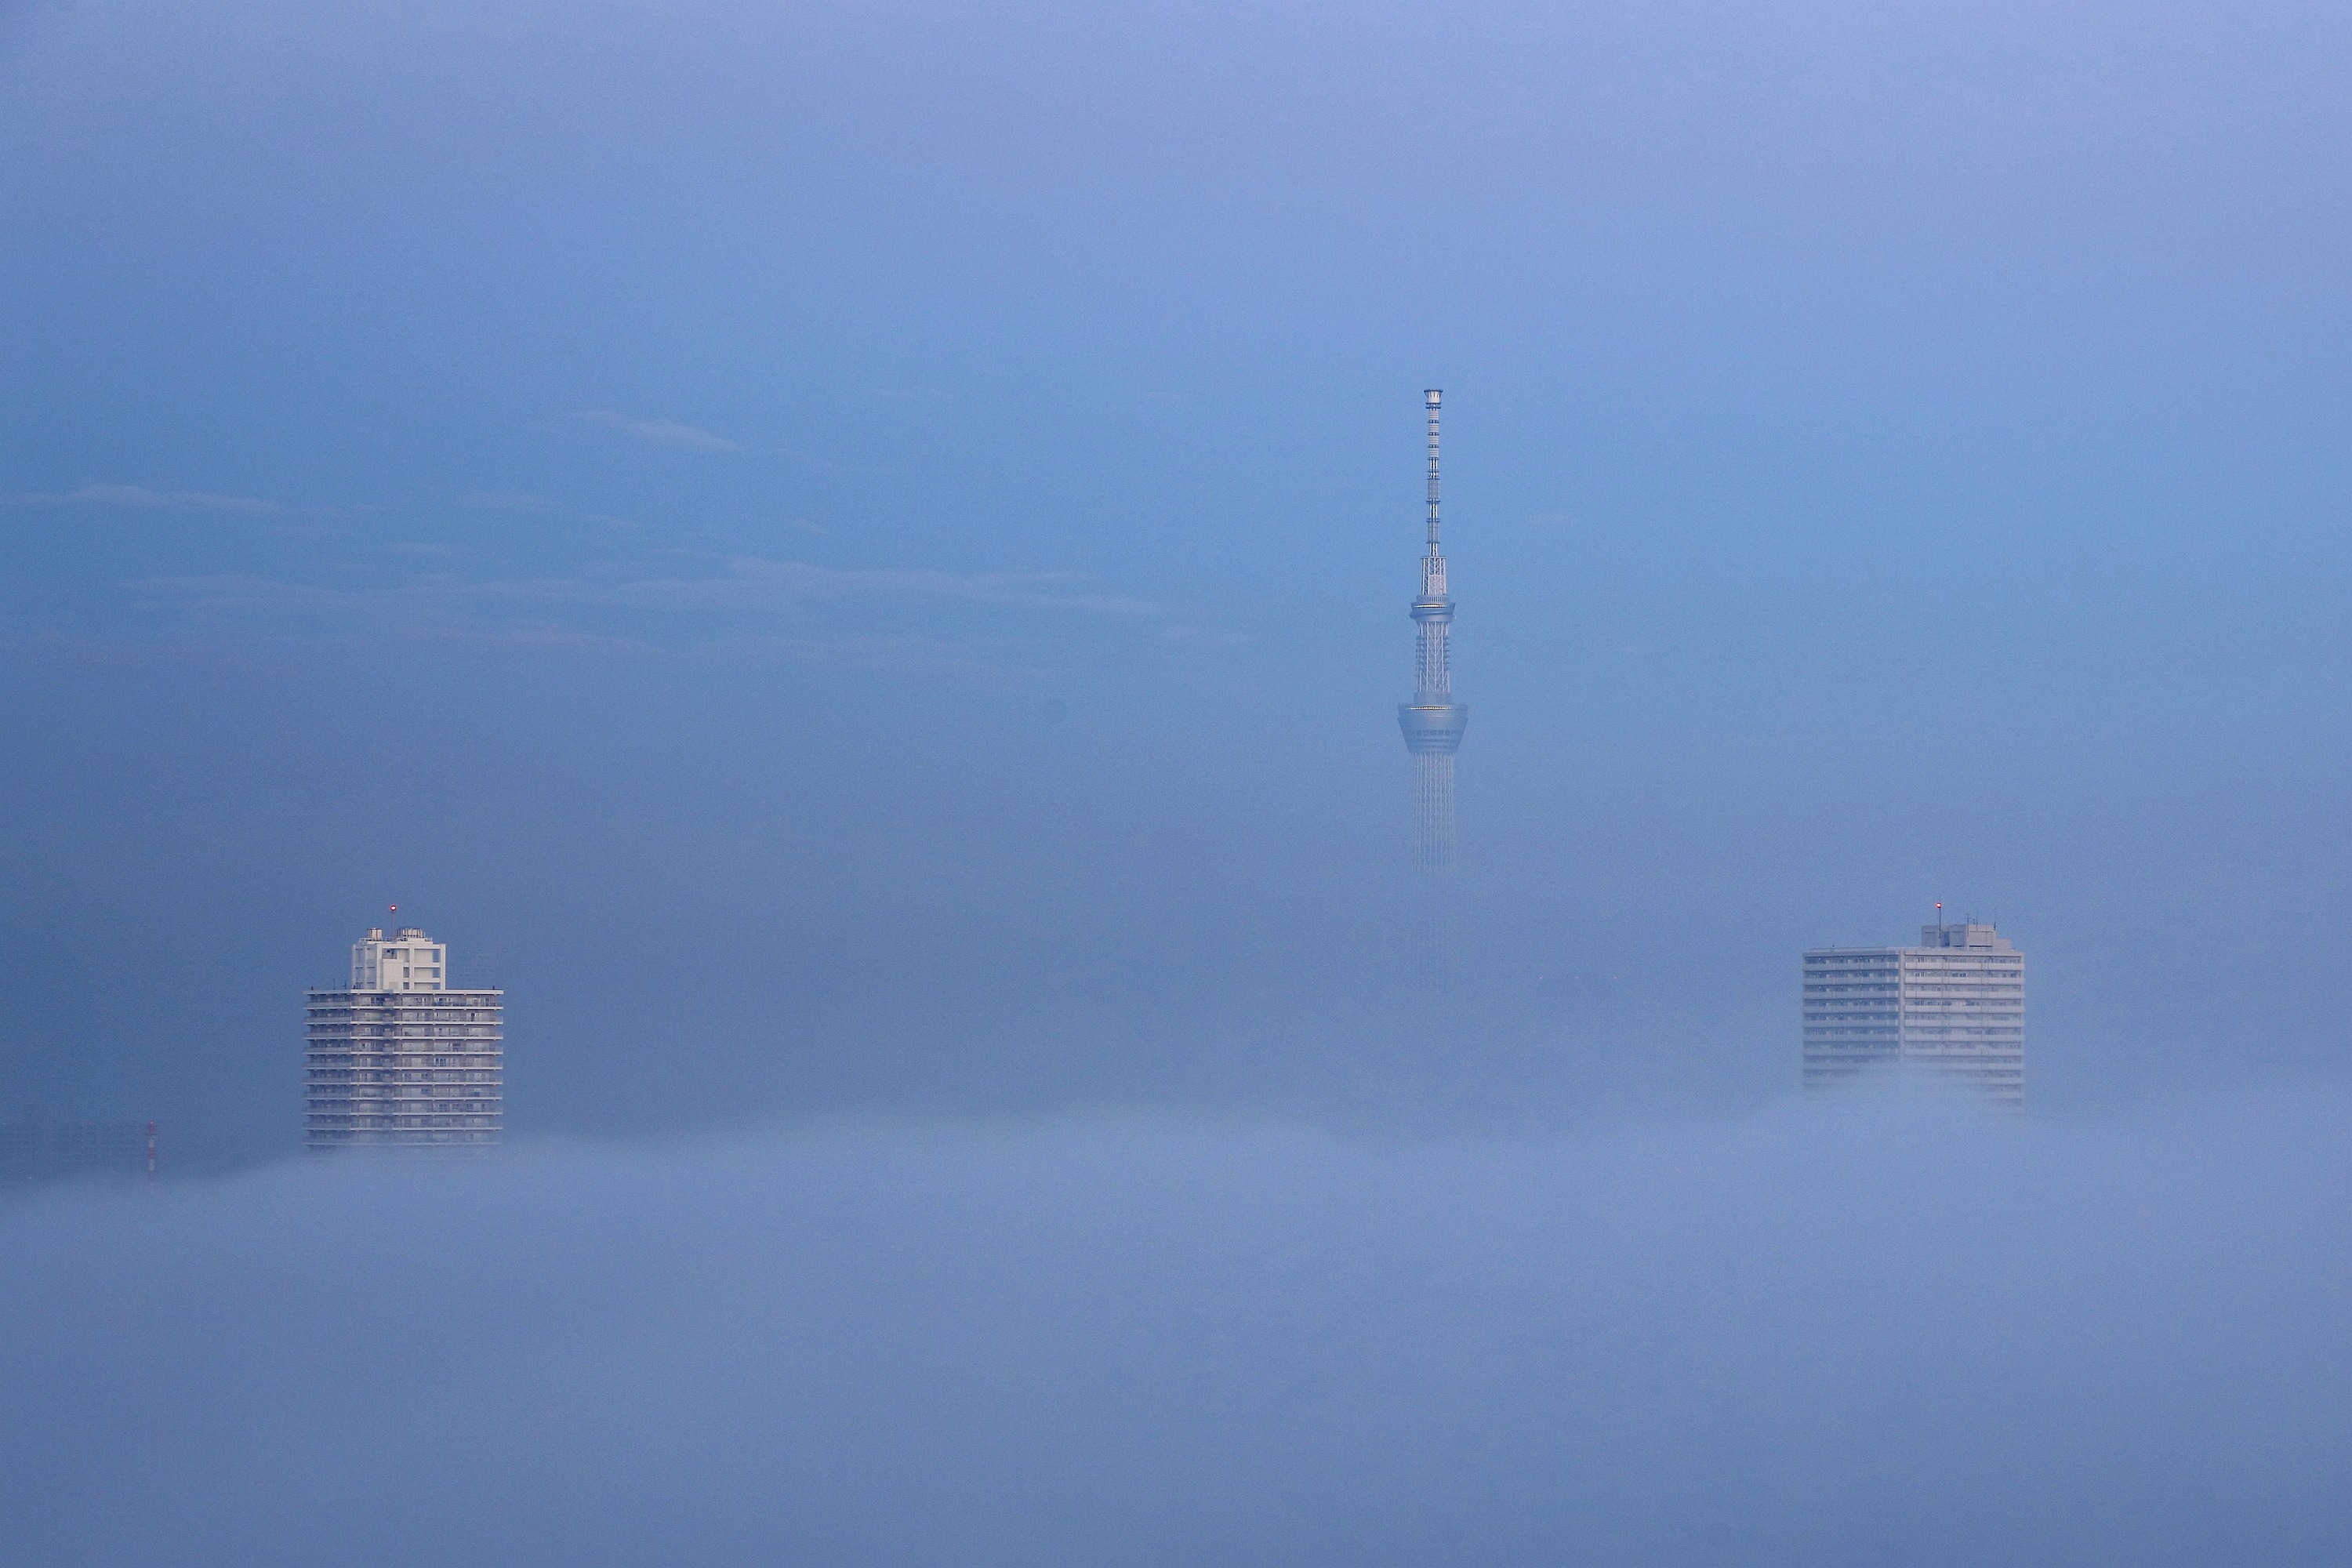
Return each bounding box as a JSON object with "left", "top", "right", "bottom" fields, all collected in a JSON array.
[{"left": 1398, "top": 388, "right": 1468, "bottom": 870}]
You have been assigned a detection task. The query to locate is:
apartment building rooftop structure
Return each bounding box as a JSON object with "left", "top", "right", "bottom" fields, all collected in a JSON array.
[
  {"left": 305, "top": 924, "right": 503, "bottom": 1152},
  {"left": 1802, "top": 920, "right": 2025, "bottom": 1108}
]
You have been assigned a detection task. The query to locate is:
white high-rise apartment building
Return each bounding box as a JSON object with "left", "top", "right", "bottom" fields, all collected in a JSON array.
[
  {"left": 305, "top": 925, "right": 503, "bottom": 1150},
  {"left": 1802, "top": 921, "right": 2024, "bottom": 1107}
]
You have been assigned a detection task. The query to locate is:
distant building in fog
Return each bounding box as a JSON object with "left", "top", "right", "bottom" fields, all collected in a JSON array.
[
  {"left": 1802, "top": 921, "right": 2025, "bottom": 1107},
  {"left": 0, "top": 1104, "right": 155, "bottom": 1184},
  {"left": 306, "top": 925, "right": 503, "bottom": 1151}
]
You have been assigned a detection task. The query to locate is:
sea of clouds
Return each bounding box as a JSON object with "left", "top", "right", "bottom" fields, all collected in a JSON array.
[{"left": 5, "top": 1082, "right": 2349, "bottom": 1566}]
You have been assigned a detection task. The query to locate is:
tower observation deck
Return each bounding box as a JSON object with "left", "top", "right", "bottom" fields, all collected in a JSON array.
[{"left": 1399, "top": 388, "right": 1468, "bottom": 871}]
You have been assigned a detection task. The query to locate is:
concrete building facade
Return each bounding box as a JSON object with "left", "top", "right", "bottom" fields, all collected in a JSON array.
[
  {"left": 306, "top": 925, "right": 503, "bottom": 1151},
  {"left": 1802, "top": 921, "right": 2025, "bottom": 1107}
]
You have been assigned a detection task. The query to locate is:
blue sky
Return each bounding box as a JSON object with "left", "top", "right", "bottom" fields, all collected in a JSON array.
[{"left": 5, "top": 0, "right": 2352, "bottom": 1158}]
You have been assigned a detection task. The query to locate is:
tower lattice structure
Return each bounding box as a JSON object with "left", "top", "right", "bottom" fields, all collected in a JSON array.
[{"left": 1397, "top": 388, "right": 1468, "bottom": 871}]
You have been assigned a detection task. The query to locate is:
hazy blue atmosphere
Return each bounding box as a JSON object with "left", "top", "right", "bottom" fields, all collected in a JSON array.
[
  {"left": 4, "top": 0, "right": 2352, "bottom": 1152},
  {"left": 5, "top": 2, "right": 2352, "bottom": 1557},
  {"left": 9, "top": 0, "right": 2351, "bottom": 1156}
]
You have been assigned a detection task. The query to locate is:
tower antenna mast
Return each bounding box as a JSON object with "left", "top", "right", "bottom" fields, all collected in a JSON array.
[{"left": 1427, "top": 385, "right": 1443, "bottom": 552}]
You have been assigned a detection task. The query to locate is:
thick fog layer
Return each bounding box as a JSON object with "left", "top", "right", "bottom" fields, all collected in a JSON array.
[{"left": 5, "top": 1089, "right": 2347, "bottom": 1566}]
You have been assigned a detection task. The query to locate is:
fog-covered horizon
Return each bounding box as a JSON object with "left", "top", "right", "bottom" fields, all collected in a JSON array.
[{"left": 8, "top": 1081, "right": 2350, "bottom": 1566}]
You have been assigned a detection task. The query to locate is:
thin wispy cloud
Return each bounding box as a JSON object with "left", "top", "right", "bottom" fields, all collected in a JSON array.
[
  {"left": 538, "top": 556, "right": 1169, "bottom": 618},
  {"left": 110, "top": 555, "right": 1194, "bottom": 676},
  {"left": 453, "top": 492, "right": 638, "bottom": 531},
  {"left": 574, "top": 411, "right": 742, "bottom": 452},
  {"left": 456, "top": 492, "right": 560, "bottom": 512},
  {"left": 5, "top": 482, "right": 283, "bottom": 516},
  {"left": 1160, "top": 622, "right": 1254, "bottom": 648},
  {"left": 132, "top": 557, "right": 1171, "bottom": 622},
  {"left": 775, "top": 443, "right": 896, "bottom": 477},
  {"left": 111, "top": 570, "right": 1064, "bottom": 678}
]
